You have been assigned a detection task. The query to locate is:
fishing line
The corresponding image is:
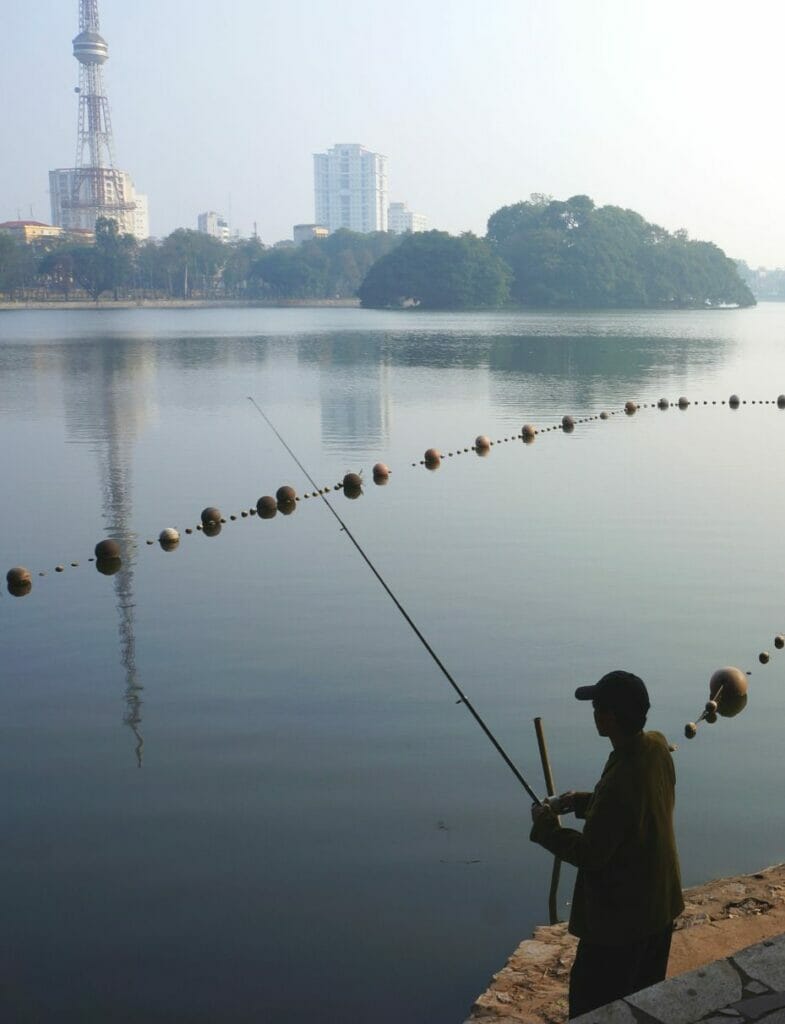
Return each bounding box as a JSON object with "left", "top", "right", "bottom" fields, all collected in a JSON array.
[{"left": 247, "top": 396, "right": 543, "bottom": 805}]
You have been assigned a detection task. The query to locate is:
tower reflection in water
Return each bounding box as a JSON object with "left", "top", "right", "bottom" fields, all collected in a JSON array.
[{"left": 64, "top": 340, "right": 156, "bottom": 766}]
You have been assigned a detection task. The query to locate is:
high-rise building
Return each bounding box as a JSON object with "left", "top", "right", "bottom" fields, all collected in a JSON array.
[
  {"left": 197, "top": 212, "right": 230, "bottom": 242},
  {"left": 388, "top": 202, "right": 428, "bottom": 235},
  {"left": 50, "top": 0, "right": 148, "bottom": 239},
  {"left": 313, "top": 144, "right": 388, "bottom": 234}
]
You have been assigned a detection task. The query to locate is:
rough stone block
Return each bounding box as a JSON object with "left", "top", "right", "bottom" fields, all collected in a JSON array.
[
  {"left": 570, "top": 999, "right": 639, "bottom": 1024},
  {"left": 627, "top": 960, "right": 743, "bottom": 1023},
  {"left": 734, "top": 934, "right": 785, "bottom": 991},
  {"left": 515, "top": 940, "right": 559, "bottom": 964}
]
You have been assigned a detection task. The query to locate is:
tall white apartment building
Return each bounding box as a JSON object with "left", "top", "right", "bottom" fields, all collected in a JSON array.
[
  {"left": 314, "top": 144, "right": 388, "bottom": 233},
  {"left": 49, "top": 168, "right": 149, "bottom": 239},
  {"left": 388, "top": 202, "right": 427, "bottom": 235},
  {"left": 197, "top": 211, "right": 230, "bottom": 242}
]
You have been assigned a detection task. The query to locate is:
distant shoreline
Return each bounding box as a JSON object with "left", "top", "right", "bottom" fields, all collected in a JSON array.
[
  {"left": 0, "top": 298, "right": 361, "bottom": 312},
  {"left": 0, "top": 297, "right": 766, "bottom": 313}
]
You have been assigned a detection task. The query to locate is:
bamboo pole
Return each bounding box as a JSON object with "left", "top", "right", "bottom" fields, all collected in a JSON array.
[{"left": 534, "top": 717, "right": 562, "bottom": 925}]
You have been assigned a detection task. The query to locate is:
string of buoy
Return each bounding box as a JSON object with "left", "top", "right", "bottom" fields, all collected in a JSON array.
[
  {"left": 3, "top": 468, "right": 391, "bottom": 598},
  {"left": 411, "top": 394, "right": 785, "bottom": 470},
  {"left": 6, "top": 392, "right": 785, "bottom": 598}
]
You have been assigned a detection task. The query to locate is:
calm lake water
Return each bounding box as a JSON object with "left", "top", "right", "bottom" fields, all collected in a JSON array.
[{"left": 2, "top": 304, "right": 785, "bottom": 1022}]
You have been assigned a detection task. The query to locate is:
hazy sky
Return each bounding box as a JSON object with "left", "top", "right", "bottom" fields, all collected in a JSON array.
[{"left": 4, "top": 1, "right": 784, "bottom": 265}]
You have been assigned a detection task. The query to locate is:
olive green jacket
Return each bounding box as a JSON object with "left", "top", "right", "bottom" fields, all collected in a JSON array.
[{"left": 530, "top": 730, "right": 683, "bottom": 944}]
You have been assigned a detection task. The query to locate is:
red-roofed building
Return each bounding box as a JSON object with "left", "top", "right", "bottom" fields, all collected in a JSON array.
[{"left": 0, "top": 220, "right": 63, "bottom": 244}]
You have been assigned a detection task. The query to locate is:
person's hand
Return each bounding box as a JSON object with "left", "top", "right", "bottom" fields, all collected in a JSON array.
[
  {"left": 531, "top": 801, "right": 552, "bottom": 824},
  {"left": 550, "top": 790, "right": 576, "bottom": 814}
]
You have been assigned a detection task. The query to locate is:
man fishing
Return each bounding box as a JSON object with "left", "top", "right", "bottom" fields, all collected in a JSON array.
[{"left": 530, "top": 670, "right": 683, "bottom": 1020}]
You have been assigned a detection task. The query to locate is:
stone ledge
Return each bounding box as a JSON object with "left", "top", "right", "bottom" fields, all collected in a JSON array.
[{"left": 466, "top": 865, "right": 785, "bottom": 1024}]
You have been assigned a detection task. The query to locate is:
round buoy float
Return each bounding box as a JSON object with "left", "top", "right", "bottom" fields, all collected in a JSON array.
[
  {"left": 599, "top": 411, "right": 609, "bottom": 420},
  {"left": 778, "top": 395, "right": 785, "bottom": 409},
  {"left": 775, "top": 634, "right": 785, "bottom": 650},
  {"left": 6, "top": 566, "right": 32, "bottom": 586},
  {"left": 521, "top": 424, "right": 537, "bottom": 442},
  {"left": 475, "top": 435, "right": 491, "bottom": 450},
  {"left": 372, "top": 462, "right": 390, "bottom": 482},
  {"left": 277, "top": 499, "right": 296, "bottom": 516},
  {"left": 203, "top": 521, "right": 222, "bottom": 536},
  {"left": 709, "top": 666, "right": 748, "bottom": 699},
  {"left": 95, "top": 556, "right": 121, "bottom": 576},
  {"left": 95, "top": 538, "right": 120, "bottom": 561},
  {"left": 424, "top": 448, "right": 441, "bottom": 469},
  {"left": 678, "top": 397, "right": 690, "bottom": 409},
  {"left": 200, "top": 507, "right": 221, "bottom": 526},
  {"left": 343, "top": 472, "right": 363, "bottom": 490},
  {"left": 684, "top": 722, "right": 697, "bottom": 739},
  {"left": 658, "top": 398, "right": 669, "bottom": 410},
  {"left": 276, "top": 486, "right": 296, "bottom": 505},
  {"left": 759, "top": 651, "right": 770, "bottom": 665},
  {"left": 257, "top": 496, "right": 277, "bottom": 518},
  {"left": 343, "top": 480, "right": 363, "bottom": 499},
  {"left": 562, "top": 415, "right": 575, "bottom": 432},
  {"left": 159, "top": 528, "right": 180, "bottom": 551},
  {"left": 7, "top": 578, "right": 32, "bottom": 597},
  {"left": 625, "top": 401, "right": 638, "bottom": 415},
  {"left": 709, "top": 666, "right": 749, "bottom": 718},
  {"left": 729, "top": 394, "right": 740, "bottom": 408}
]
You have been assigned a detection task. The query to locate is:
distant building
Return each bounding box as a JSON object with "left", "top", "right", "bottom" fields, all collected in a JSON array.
[
  {"left": 388, "top": 202, "right": 427, "bottom": 235},
  {"left": 0, "top": 220, "right": 63, "bottom": 244},
  {"left": 197, "top": 211, "right": 230, "bottom": 242},
  {"left": 293, "top": 224, "right": 329, "bottom": 245},
  {"left": 50, "top": 168, "right": 149, "bottom": 239},
  {"left": 314, "top": 144, "right": 388, "bottom": 233}
]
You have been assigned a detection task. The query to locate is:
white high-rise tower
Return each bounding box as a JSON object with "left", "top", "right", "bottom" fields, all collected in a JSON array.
[
  {"left": 313, "top": 144, "right": 388, "bottom": 234},
  {"left": 49, "top": 0, "right": 149, "bottom": 238}
]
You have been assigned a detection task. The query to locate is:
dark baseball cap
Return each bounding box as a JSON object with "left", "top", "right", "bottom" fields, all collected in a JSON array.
[{"left": 575, "top": 670, "right": 650, "bottom": 714}]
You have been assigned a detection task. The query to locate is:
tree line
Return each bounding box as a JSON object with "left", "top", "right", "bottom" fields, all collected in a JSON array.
[
  {"left": 0, "top": 195, "right": 755, "bottom": 309},
  {"left": 0, "top": 219, "right": 401, "bottom": 302}
]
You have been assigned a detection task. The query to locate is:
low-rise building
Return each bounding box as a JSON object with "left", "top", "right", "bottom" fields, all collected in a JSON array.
[
  {"left": 388, "top": 202, "right": 427, "bottom": 234},
  {"left": 293, "top": 224, "right": 329, "bottom": 245},
  {"left": 0, "top": 220, "right": 63, "bottom": 244},
  {"left": 197, "top": 211, "right": 230, "bottom": 242}
]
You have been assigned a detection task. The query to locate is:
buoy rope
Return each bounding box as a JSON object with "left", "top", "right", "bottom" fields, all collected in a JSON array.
[{"left": 245, "top": 396, "right": 543, "bottom": 805}]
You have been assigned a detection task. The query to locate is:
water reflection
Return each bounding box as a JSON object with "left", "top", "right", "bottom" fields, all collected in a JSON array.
[{"left": 62, "top": 343, "right": 155, "bottom": 767}]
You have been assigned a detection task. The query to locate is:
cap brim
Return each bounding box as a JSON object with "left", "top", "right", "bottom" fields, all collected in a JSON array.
[{"left": 575, "top": 685, "right": 597, "bottom": 701}]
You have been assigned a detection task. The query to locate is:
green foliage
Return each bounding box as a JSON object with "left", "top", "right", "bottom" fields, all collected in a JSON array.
[
  {"left": 487, "top": 194, "right": 755, "bottom": 309},
  {"left": 248, "top": 230, "right": 401, "bottom": 300},
  {"left": 358, "top": 231, "right": 511, "bottom": 310},
  {"left": 0, "top": 234, "right": 35, "bottom": 297},
  {"left": 157, "top": 229, "right": 226, "bottom": 298}
]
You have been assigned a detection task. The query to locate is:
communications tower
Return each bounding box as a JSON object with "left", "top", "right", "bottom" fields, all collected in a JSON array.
[{"left": 49, "top": 0, "right": 149, "bottom": 238}]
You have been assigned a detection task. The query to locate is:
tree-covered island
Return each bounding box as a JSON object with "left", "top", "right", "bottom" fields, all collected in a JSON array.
[
  {"left": 0, "top": 195, "right": 755, "bottom": 309},
  {"left": 361, "top": 194, "right": 754, "bottom": 310}
]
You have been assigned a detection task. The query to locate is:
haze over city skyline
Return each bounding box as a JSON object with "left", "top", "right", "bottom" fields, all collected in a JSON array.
[{"left": 4, "top": 0, "right": 784, "bottom": 265}]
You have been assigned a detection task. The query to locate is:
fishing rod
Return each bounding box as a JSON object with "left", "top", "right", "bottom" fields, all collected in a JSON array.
[{"left": 247, "top": 396, "right": 544, "bottom": 806}]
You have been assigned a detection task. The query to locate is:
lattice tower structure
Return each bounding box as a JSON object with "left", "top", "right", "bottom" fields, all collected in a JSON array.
[{"left": 62, "top": 0, "right": 136, "bottom": 230}]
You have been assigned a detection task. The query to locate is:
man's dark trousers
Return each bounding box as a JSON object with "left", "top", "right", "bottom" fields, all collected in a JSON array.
[{"left": 569, "top": 925, "right": 673, "bottom": 1019}]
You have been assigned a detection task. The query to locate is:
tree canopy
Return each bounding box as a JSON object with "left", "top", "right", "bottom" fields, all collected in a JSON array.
[
  {"left": 0, "top": 199, "right": 756, "bottom": 311},
  {"left": 358, "top": 231, "right": 511, "bottom": 309},
  {"left": 487, "top": 194, "right": 755, "bottom": 308}
]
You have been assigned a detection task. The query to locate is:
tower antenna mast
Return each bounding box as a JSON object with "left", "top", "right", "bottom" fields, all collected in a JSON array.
[{"left": 66, "top": 0, "right": 134, "bottom": 226}]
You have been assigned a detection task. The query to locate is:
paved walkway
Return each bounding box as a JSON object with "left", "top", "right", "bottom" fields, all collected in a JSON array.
[{"left": 573, "top": 932, "right": 785, "bottom": 1023}]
